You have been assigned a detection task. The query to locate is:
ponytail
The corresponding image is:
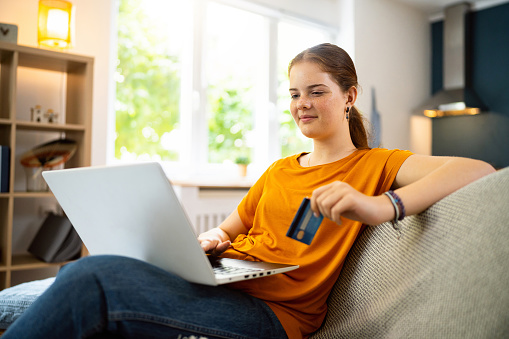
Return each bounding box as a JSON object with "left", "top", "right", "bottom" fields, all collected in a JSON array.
[{"left": 349, "top": 106, "right": 370, "bottom": 149}]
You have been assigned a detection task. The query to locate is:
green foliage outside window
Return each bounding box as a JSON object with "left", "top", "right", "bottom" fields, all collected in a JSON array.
[
  {"left": 207, "top": 85, "right": 253, "bottom": 164},
  {"left": 116, "top": 0, "right": 181, "bottom": 161}
]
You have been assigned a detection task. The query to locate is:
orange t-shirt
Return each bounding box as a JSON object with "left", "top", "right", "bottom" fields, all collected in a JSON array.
[{"left": 222, "top": 148, "right": 413, "bottom": 338}]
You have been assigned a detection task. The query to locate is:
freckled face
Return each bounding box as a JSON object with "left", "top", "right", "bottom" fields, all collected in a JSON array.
[{"left": 289, "top": 62, "right": 348, "bottom": 140}]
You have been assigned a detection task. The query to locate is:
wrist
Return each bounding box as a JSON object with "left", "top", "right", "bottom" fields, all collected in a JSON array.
[{"left": 216, "top": 227, "right": 232, "bottom": 242}]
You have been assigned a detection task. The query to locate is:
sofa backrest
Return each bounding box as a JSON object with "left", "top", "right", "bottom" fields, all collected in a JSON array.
[{"left": 311, "top": 167, "right": 509, "bottom": 339}]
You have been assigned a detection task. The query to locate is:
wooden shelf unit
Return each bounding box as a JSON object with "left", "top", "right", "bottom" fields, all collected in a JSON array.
[{"left": 0, "top": 41, "right": 93, "bottom": 289}]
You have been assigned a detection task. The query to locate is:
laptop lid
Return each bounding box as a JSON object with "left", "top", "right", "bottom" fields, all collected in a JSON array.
[
  {"left": 42, "top": 163, "right": 298, "bottom": 286},
  {"left": 43, "top": 162, "right": 220, "bottom": 286}
]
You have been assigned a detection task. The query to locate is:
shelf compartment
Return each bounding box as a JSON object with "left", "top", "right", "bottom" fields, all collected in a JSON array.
[
  {"left": 0, "top": 47, "right": 16, "bottom": 120},
  {"left": 0, "top": 198, "right": 11, "bottom": 269},
  {"left": 0, "top": 122, "right": 12, "bottom": 145},
  {"left": 10, "top": 264, "right": 59, "bottom": 287}
]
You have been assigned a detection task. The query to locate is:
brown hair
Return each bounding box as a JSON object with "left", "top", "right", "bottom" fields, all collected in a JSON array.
[{"left": 288, "top": 43, "right": 370, "bottom": 149}]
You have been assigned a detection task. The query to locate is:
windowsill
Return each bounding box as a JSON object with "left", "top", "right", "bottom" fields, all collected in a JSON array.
[
  {"left": 171, "top": 177, "right": 253, "bottom": 189},
  {"left": 107, "top": 159, "right": 259, "bottom": 189},
  {"left": 161, "top": 162, "right": 259, "bottom": 189}
]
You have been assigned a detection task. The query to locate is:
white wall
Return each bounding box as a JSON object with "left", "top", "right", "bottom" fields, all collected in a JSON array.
[
  {"left": 0, "top": 0, "right": 115, "bottom": 166},
  {"left": 353, "top": 0, "right": 430, "bottom": 151}
]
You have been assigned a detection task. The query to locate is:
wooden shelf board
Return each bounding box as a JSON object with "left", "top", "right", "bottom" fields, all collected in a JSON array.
[
  {"left": 15, "top": 121, "right": 86, "bottom": 132},
  {"left": 10, "top": 253, "right": 60, "bottom": 270},
  {"left": 13, "top": 192, "right": 54, "bottom": 198},
  {"left": 0, "top": 42, "right": 93, "bottom": 73}
]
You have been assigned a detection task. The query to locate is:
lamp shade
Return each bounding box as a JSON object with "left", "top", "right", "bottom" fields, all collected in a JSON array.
[{"left": 38, "top": 0, "right": 73, "bottom": 49}]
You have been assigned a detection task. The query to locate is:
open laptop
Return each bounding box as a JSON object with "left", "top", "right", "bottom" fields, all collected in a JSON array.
[{"left": 42, "top": 162, "right": 298, "bottom": 286}]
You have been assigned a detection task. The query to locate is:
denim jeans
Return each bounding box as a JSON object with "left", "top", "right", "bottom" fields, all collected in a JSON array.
[{"left": 3, "top": 255, "right": 288, "bottom": 339}]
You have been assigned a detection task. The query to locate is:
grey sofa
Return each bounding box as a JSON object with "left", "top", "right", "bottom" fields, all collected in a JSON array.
[
  {"left": 310, "top": 167, "right": 509, "bottom": 338},
  {"left": 1, "top": 168, "right": 508, "bottom": 338}
]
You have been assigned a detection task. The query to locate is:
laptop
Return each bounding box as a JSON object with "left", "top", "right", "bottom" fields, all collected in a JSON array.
[{"left": 42, "top": 162, "right": 298, "bottom": 286}]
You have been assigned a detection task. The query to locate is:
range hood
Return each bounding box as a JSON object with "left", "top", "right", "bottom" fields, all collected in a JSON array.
[{"left": 419, "top": 2, "right": 487, "bottom": 118}]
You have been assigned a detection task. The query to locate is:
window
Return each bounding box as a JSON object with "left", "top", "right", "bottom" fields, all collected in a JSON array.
[
  {"left": 115, "top": 0, "right": 191, "bottom": 162},
  {"left": 205, "top": 3, "right": 265, "bottom": 164},
  {"left": 115, "top": 0, "right": 335, "bottom": 177}
]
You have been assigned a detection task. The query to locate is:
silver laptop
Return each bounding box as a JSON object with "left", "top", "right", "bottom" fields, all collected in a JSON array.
[{"left": 42, "top": 162, "right": 298, "bottom": 286}]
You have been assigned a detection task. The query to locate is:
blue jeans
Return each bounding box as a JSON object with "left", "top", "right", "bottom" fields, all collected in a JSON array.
[{"left": 3, "top": 255, "right": 288, "bottom": 339}]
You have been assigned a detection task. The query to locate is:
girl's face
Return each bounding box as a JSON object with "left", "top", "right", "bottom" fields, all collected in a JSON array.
[{"left": 289, "top": 61, "right": 350, "bottom": 141}]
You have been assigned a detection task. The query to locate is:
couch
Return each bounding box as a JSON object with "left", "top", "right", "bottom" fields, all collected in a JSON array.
[
  {"left": 310, "top": 166, "right": 509, "bottom": 338},
  {"left": 1, "top": 167, "right": 508, "bottom": 338}
]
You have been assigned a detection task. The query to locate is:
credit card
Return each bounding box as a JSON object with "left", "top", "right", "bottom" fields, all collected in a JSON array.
[{"left": 286, "top": 197, "right": 323, "bottom": 245}]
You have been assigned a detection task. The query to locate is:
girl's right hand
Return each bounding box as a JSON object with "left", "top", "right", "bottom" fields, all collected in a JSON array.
[{"left": 198, "top": 228, "right": 231, "bottom": 256}]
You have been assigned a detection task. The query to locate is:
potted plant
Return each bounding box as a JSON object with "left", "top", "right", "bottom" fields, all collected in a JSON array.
[{"left": 235, "top": 156, "right": 250, "bottom": 177}]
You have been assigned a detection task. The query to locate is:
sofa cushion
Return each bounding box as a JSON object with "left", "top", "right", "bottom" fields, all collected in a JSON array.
[
  {"left": 311, "top": 167, "right": 509, "bottom": 338},
  {"left": 0, "top": 277, "right": 55, "bottom": 329}
]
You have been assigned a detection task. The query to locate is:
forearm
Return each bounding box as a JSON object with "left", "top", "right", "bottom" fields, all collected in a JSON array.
[
  {"left": 218, "top": 209, "right": 248, "bottom": 241},
  {"left": 392, "top": 156, "right": 495, "bottom": 217}
]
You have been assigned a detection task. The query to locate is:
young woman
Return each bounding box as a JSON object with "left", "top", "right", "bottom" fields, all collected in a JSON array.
[{"left": 3, "top": 43, "right": 494, "bottom": 339}]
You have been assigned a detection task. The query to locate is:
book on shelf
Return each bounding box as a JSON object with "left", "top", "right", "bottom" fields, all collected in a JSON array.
[
  {"left": 28, "top": 212, "right": 82, "bottom": 263},
  {"left": 0, "top": 145, "right": 10, "bottom": 193}
]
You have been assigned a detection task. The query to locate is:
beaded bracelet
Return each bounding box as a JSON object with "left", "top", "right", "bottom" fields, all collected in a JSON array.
[{"left": 384, "top": 190, "right": 406, "bottom": 223}]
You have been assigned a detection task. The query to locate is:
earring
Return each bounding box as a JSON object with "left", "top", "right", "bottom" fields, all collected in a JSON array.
[{"left": 346, "top": 106, "right": 350, "bottom": 120}]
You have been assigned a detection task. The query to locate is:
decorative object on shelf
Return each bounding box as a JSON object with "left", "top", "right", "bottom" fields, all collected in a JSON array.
[
  {"left": 0, "top": 146, "right": 10, "bottom": 193},
  {"left": 30, "top": 105, "right": 60, "bottom": 123},
  {"left": 28, "top": 212, "right": 81, "bottom": 263},
  {"left": 44, "top": 109, "right": 59, "bottom": 123},
  {"left": 20, "top": 139, "right": 77, "bottom": 192},
  {"left": 30, "top": 105, "right": 44, "bottom": 123},
  {"left": 235, "top": 156, "right": 250, "bottom": 177},
  {"left": 24, "top": 167, "right": 49, "bottom": 192},
  {"left": 38, "top": 0, "right": 74, "bottom": 49},
  {"left": 0, "top": 23, "right": 18, "bottom": 43}
]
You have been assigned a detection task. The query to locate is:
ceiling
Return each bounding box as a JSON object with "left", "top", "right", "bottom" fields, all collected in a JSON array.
[{"left": 395, "top": 0, "right": 500, "bottom": 14}]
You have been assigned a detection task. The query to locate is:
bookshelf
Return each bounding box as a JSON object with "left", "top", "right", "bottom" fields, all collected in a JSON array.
[{"left": 0, "top": 41, "right": 93, "bottom": 289}]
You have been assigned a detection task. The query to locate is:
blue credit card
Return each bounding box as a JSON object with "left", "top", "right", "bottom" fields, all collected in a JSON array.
[{"left": 286, "top": 197, "right": 323, "bottom": 245}]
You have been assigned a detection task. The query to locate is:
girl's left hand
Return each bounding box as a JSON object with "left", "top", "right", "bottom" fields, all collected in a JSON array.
[{"left": 310, "top": 181, "right": 393, "bottom": 226}]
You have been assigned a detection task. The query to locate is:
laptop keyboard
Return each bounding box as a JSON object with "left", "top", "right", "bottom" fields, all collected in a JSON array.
[
  {"left": 209, "top": 257, "right": 263, "bottom": 276},
  {"left": 213, "top": 264, "right": 262, "bottom": 275}
]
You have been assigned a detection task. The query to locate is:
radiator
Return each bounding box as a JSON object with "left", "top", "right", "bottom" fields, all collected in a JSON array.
[
  {"left": 175, "top": 185, "right": 249, "bottom": 236},
  {"left": 193, "top": 212, "right": 229, "bottom": 234}
]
